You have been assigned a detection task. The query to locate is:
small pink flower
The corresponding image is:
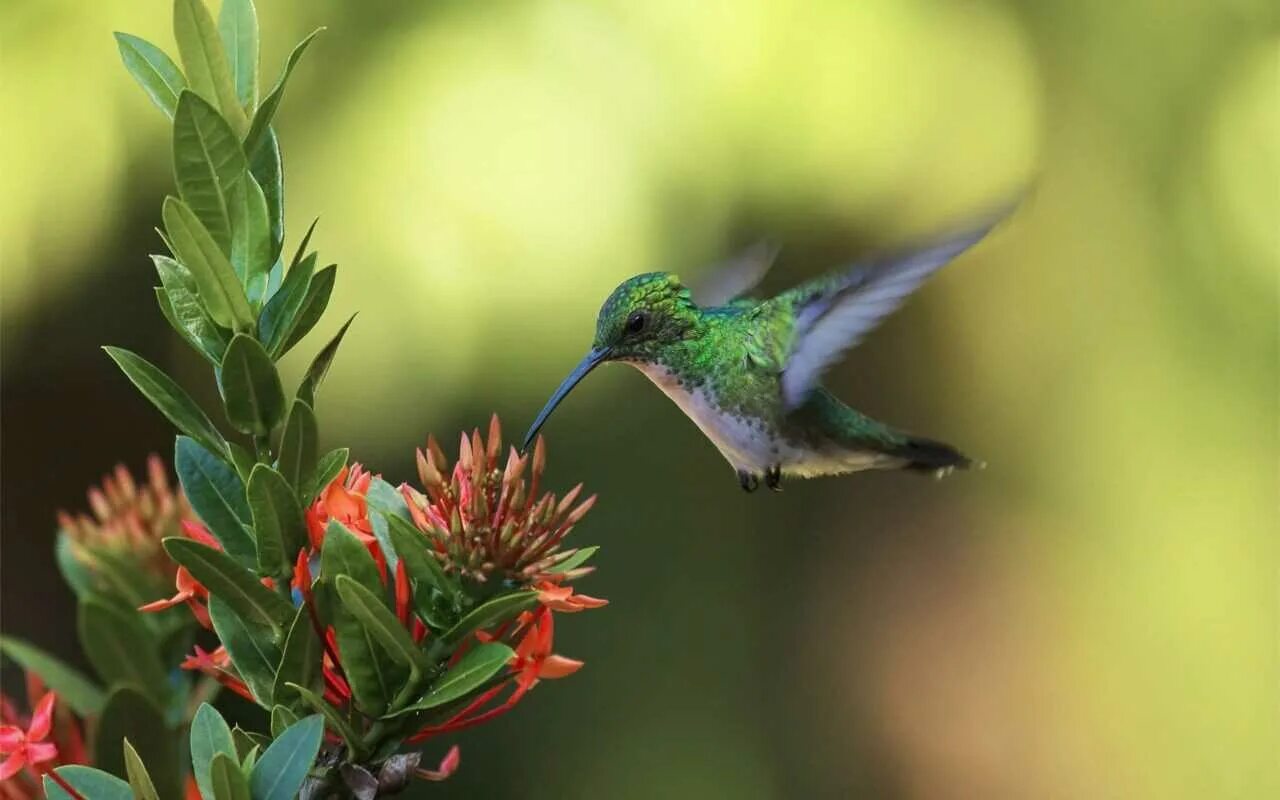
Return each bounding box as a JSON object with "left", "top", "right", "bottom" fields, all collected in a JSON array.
[{"left": 0, "top": 692, "right": 58, "bottom": 781}]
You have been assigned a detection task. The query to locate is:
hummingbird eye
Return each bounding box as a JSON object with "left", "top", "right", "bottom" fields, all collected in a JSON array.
[{"left": 625, "top": 311, "right": 647, "bottom": 334}]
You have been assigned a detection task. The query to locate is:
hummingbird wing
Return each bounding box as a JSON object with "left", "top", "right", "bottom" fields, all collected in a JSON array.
[
  {"left": 689, "top": 241, "right": 781, "bottom": 307},
  {"left": 778, "top": 213, "right": 1005, "bottom": 411}
]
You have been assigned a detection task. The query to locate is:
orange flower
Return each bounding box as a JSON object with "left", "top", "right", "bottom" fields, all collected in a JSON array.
[
  {"left": 306, "top": 465, "right": 375, "bottom": 550},
  {"left": 534, "top": 580, "right": 608, "bottom": 613},
  {"left": 137, "top": 520, "right": 219, "bottom": 628}
]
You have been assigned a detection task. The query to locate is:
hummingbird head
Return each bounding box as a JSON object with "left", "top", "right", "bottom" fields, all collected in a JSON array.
[{"left": 522, "top": 272, "right": 699, "bottom": 451}]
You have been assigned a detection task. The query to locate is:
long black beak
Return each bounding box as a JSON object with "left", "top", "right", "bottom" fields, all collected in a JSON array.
[{"left": 521, "top": 347, "right": 611, "bottom": 453}]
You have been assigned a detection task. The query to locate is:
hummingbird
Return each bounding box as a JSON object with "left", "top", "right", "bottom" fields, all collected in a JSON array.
[{"left": 521, "top": 209, "right": 1007, "bottom": 492}]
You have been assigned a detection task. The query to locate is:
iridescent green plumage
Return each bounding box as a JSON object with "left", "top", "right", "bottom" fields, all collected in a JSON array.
[{"left": 524, "top": 210, "right": 1007, "bottom": 491}]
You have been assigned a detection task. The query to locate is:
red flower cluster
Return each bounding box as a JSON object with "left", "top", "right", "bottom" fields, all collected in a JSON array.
[
  {"left": 0, "top": 677, "right": 87, "bottom": 800},
  {"left": 57, "top": 455, "right": 193, "bottom": 586}
]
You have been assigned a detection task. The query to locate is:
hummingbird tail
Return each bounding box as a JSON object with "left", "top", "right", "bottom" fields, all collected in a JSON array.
[{"left": 896, "top": 436, "right": 974, "bottom": 473}]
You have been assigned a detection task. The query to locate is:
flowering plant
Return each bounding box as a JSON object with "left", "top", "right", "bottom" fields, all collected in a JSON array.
[{"left": 1, "top": 2, "right": 604, "bottom": 798}]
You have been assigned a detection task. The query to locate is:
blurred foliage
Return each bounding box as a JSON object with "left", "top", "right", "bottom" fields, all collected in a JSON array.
[{"left": 2, "top": 0, "right": 1276, "bottom": 798}]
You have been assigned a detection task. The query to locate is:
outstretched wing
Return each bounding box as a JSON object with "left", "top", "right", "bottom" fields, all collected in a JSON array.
[
  {"left": 690, "top": 241, "right": 780, "bottom": 308},
  {"left": 779, "top": 213, "right": 1005, "bottom": 410}
]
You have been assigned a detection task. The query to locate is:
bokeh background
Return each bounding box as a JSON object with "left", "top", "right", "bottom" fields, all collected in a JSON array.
[{"left": 3, "top": 0, "right": 1277, "bottom": 797}]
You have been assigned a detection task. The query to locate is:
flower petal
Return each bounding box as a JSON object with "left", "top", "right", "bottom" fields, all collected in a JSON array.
[
  {"left": 27, "top": 693, "right": 56, "bottom": 742},
  {"left": 538, "top": 655, "right": 583, "bottom": 679},
  {"left": 25, "top": 741, "right": 58, "bottom": 764},
  {"left": 0, "top": 751, "right": 26, "bottom": 781},
  {"left": 0, "top": 725, "right": 24, "bottom": 751}
]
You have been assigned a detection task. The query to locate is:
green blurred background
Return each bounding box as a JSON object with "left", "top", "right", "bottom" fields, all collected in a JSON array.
[{"left": 2, "top": 0, "right": 1277, "bottom": 797}]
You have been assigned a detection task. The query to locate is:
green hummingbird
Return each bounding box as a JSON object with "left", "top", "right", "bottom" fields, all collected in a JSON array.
[{"left": 522, "top": 210, "right": 1006, "bottom": 492}]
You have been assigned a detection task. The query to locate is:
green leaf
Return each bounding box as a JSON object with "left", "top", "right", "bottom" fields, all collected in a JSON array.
[
  {"left": 103, "top": 346, "right": 226, "bottom": 458},
  {"left": 258, "top": 252, "right": 315, "bottom": 353},
  {"left": 242, "top": 29, "right": 321, "bottom": 158},
  {"left": 320, "top": 520, "right": 383, "bottom": 597},
  {"left": 175, "top": 436, "right": 257, "bottom": 564},
  {"left": 0, "top": 636, "right": 106, "bottom": 716},
  {"left": 218, "top": 0, "right": 258, "bottom": 111},
  {"left": 163, "top": 196, "right": 255, "bottom": 332},
  {"left": 55, "top": 532, "right": 96, "bottom": 599},
  {"left": 173, "top": 0, "right": 249, "bottom": 135},
  {"left": 322, "top": 523, "right": 401, "bottom": 716},
  {"left": 269, "top": 705, "right": 299, "bottom": 738},
  {"left": 172, "top": 91, "right": 248, "bottom": 254},
  {"left": 114, "top": 33, "right": 187, "bottom": 117},
  {"left": 190, "top": 703, "right": 237, "bottom": 800},
  {"left": 285, "top": 683, "right": 359, "bottom": 757},
  {"left": 278, "top": 265, "right": 337, "bottom": 357},
  {"left": 219, "top": 334, "right": 285, "bottom": 435},
  {"left": 335, "top": 576, "right": 430, "bottom": 676},
  {"left": 386, "top": 515, "right": 453, "bottom": 600},
  {"left": 365, "top": 477, "right": 410, "bottom": 573},
  {"left": 208, "top": 595, "right": 281, "bottom": 705},
  {"left": 248, "top": 464, "right": 306, "bottom": 576},
  {"left": 94, "top": 689, "right": 181, "bottom": 800},
  {"left": 123, "top": 739, "right": 160, "bottom": 800},
  {"left": 77, "top": 599, "right": 169, "bottom": 704},
  {"left": 227, "top": 440, "right": 257, "bottom": 482},
  {"left": 297, "top": 313, "right": 355, "bottom": 408},
  {"left": 164, "top": 537, "right": 292, "bottom": 633},
  {"left": 249, "top": 715, "right": 324, "bottom": 800},
  {"left": 157, "top": 288, "right": 224, "bottom": 365},
  {"left": 210, "top": 751, "right": 251, "bottom": 800},
  {"left": 228, "top": 174, "right": 273, "bottom": 303},
  {"left": 271, "top": 607, "right": 320, "bottom": 706},
  {"left": 43, "top": 767, "right": 133, "bottom": 800},
  {"left": 441, "top": 592, "right": 538, "bottom": 646},
  {"left": 303, "top": 447, "right": 348, "bottom": 503},
  {"left": 277, "top": 399, "right": 317, "bottom": 494},
  {"left": 394, "top": 642, "right": 514, "bottom": 716},
  {"left": 247, "top": 127, "right": 283, "bottom": 259},
  {"left": 546, "top": 546, "right": 599, "bottom": 575}
]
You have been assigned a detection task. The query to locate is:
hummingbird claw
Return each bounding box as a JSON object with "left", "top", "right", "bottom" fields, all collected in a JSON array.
[
  {"left": 765, "top": 465, "right": 783, "bottom": 492},
  {"left": 738, "top": 470, "right": 759, "bottom": 493}
]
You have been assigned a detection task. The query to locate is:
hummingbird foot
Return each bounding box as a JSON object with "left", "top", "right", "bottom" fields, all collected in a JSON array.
[
  {"left": 738, "top": 470, "right": 760, "bottom": 493},
  {"left": 765, "top": 465, "right": 783, "bottom": 492}
]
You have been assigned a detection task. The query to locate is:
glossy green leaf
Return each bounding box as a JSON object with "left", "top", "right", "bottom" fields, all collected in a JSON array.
[
  {"left": 173, "top": 0, "right": 248, "bottom": 135},
  {"left": 320, "top": 520, "right": 382, "bottom": 597},
  {"left": 43, "top": 766, "right": 133, "bottom": 800},
  {"left": 363, "top": 476, "right": 407, "bottom": 573},
  {"left": 386, "top": 515, "right": 452, "bottom": 599},
  {"left": 394, "top": 642, "right": 514, "bottom": 716},
  {"left": 242, "top": 29, "right": 321, "bottom": 157},
  {"left": 228, "top": 174, "right": 272, "bottom": 303},
  {"left": 103, "top": 346, "right": 226, "bottom": 457},
  {"left": 297, "top": 313, "right": 355, "bottom": 408},
  {"left": 219, "top": 334, "right": 285, "bottom": 435},
  {"left": 248, "top": 464, "right": 306, "bottom": 576},
  {"left": 336, "top": 575, "right": 429, "bottom": 676},
  {"left": 546, "top": 546, "right": 599, "bottom": 575},
  {"left": 0, "top": 636, "right": 105, "bottom": 716},
  {"left": 247, "top": 127, "right": 283, "bottom": 259},
  {"left": 156, "top": 288, "right": 223, "bottom": 365},
  {"left": 77, "top": 599, "right": 169, "bottom": 704},
  {"left": 303, "top": 447, "right": 348, "bottom": 503},
  {"left": 218, "top": 0, "right": 258, "bottom": 111},
  {"left": 227, "top": 440, "right": 257, "bottom": 482},
  {"left": 175, "top": 436, "right": 256, "bottom": 564},
  {"left": 277, "top": 399, "right": 317, "bottom": 494},
  {"left": 153, "top": 255, "right": 231, "bottom": 362},
  {"left": 163, "top": 196, "right": 255, "bottom": 331},
  {"left": 210, "top": 751, "right": 250, "bottom": 800},
  {"left": 249, "top": 715, "right": 324, "bottom": 800},
  {"left": 285, "top": 683, "right": 359, "bottom": 757},
  {"left": 172, "top": 91, "right": 247, "bottom": 253},
  {"left": 277, "top": 264, "right": 336, "bottom": 357},
  {"left": 288, "top": 218, "right": 319, "bottom": 274},
  {"left": 164, "top": 537, "right": 292, "bottom": 633},
  {"left": 94, "top": 689, "right": 181, "bottom": 800},
  {"left": 258, "top": 252, "right": 315, "bottom": 353},
  {"left": 114, "top": 33, "right": 187, "bottom": 117},
  {"left": 208, "top": 595, "right": 280, "bottom": 705},
  {"left": 441, "top": 592, "right": 538, "bottom": 646},
  {"left": 123, "top": 739, "right": 160, "bottom": 800},
  {"left": 191, "top": 703, "right": 237, "bottom": 800},
  {"left": 271, "top": 607, "right": 320, "bottom": 706},
  {"left": 269, "top": 705, "right": 299, "bottom": 738}
]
